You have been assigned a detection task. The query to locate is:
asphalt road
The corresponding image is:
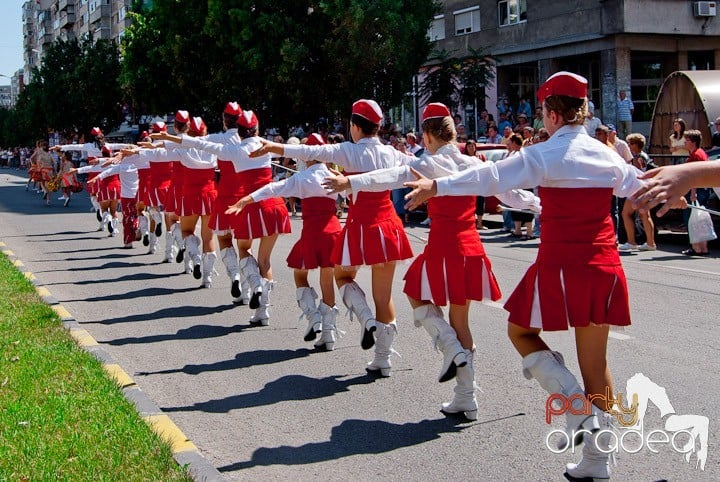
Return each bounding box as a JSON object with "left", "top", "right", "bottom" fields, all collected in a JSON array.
[{"left": 2, "top": 170, "right": 719, "bottom": 481}]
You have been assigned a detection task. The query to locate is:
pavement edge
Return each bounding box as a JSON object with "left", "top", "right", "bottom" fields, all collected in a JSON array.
[{"left": 0, "top": 240, "right": 227, "bottom": 482}]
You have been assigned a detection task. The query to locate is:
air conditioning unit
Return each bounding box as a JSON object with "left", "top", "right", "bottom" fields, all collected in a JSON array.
[{"left": 694, "top": 1, "right": 717, "bottom": 17}]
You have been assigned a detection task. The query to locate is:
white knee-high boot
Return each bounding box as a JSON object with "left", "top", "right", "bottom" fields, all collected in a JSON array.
[
  {"left": 171, "top": 223, "right": 184, "bottom": 263},
  {"left": 149, "top": 208, "right": 163, "bottom": 236},
  {"left": 441, "top": 348, "right": 478, "bottom": 420},
  {"left": 413, "top": 304, "right": 468, "bottom": 383},
  {"left": 163, "top": 231, "right": 176, "bottom": 263},
  {"left": 314, "top": 303, "right": 339, "bottom": 351},
  {"left": 565, "top": 406, "right": 614, "bottom": 481},
  {"left": 296, "top": 287, "right": 322, "bottom": 341},
  {"left": 201, "top": 252, "right": 217, "bottom": 288},
  {"left": 366, "top": 321, "right": 397, "bottom": 377},
  {"left": 339, "top": 281, "right": 377, "bottom": 350},
  {"left": 249, "top": 278, "right": 273, "bottom": 326},
  {"left": 139, "top": 213, "right": 150, "bottom": 245},
  {"left": 184, "top": 234, "right": 202, "bottom": 279},
  {"left": 220, "top": 247, "right": 243, "bottom": 302},
  {"left": 522, "top": 350, "right": 600, "bottom": 450},
  {"left": 239, "top": 256, "right": 263, "bottom": 309},
  {"left": 147, "top": 232, "right": 158, "bottom": 254}
]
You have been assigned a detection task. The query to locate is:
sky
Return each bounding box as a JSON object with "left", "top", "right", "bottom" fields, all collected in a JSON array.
[{"left": 0, "top": 1, "right": 25, "bottom": 85}]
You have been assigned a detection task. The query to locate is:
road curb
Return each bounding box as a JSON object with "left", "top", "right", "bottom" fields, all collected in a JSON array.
[{"left": 0, "top": 240, "right": 227, "bottom": 482}]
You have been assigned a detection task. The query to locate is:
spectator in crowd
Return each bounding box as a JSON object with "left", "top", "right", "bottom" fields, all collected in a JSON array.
[
  {"left": 477, "top": 109, "right": 489, "bottom": 136},
  {"left": 669, "top": 118, "right": 689, "bottom": 162},
  {"left": 517, "top": 97, "right": 533, "bottom": 118},
  {"left": 485, "top": 125, "right": 502, "bottom": 144},
  {"left": 464, "top": 139, "right": 488, "bottom": 230},
  {"left": 406, "top": 132, "right": 423, "bottom": 155},
  {"left": 500, "top": 125, "right": 514, "bottom": 146},
  {"left": 617, "top": 89, "right": 634, "bottom": 139},
  {"left": 618, "top": 133, "right": 657, "bottom": 252},
  {"left": 497, "top": 112, "right": 512, "bottom": 133},
  {"left": 584, "top": 103, "right": 602, "bottom": 136},
  {"left": 607, "top": 124, "right": 632, "bottom": 162},
  {"left": 681, "top": 129, "right": 710, "bottom": 256},
  {"left": 521, "top": 126, "right": 535, "bottom": 147},
  {"left": 532, "top": 106, "right": 544, "bottom": 130},
  {"left": 516, "top": 113, "right": 530, "bottom": 132},
  {"left": 712, "top": 116, "right": 720, "bottom": 148}
]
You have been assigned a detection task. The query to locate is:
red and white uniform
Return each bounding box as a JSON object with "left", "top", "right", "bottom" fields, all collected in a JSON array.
[
  {"left": 284, "top": 138, "right": 414, "bottom": 267},
  {"left": 163, "top": 143, "right": 217, "bottom": 216},
  {"left": 250, "top": 163, "right": 342, "bottom": 269},
  {"left": 348, "top": 144, "right": 537, "bottom": 306},
  {"left": 179, "top": 135, "right": 290, "bottom": 240},
  {"left": 434, "top": 125, "right": 645, "bottom": 330},
  {"left": 97, "top": 163, "right": 140, "bottom": 245},
  {"left": 200, "top": 129, "right": 242, "bottom": 235},
  {"left": 137, "top": 148, "right": 174, "bottom": 209},
  {"left": 35, "top": 150, "right": 54, "bottom": 181}
]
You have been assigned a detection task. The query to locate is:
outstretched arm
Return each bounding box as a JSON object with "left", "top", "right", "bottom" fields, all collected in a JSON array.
[{"left": 631, "top": 162, "right": 720, "bottom": 216}]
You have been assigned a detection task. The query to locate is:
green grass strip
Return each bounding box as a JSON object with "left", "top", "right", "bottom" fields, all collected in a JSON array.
[{"left": 0, "top": 252, "right": 191, "bottom": 481}]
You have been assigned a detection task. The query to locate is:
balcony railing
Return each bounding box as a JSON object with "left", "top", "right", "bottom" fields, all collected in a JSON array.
[
  {"left": 89, "top": 4, "right": 111, "bottom": 26},
  {"left": 59, "top": 0, "right": 75, "bottom": 12}
]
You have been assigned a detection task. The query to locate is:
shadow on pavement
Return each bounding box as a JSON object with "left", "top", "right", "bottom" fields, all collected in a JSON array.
[
  {"left": 217, "top": 417, "right": 477, "bottom": 471},
  {"left": 64, "top": 286, "right": 199, "bottom": 303},
  {"left": 90, "top": 303, "right": 236, "bottom": 326},
  {"left": 103, "top": 320, "right": 250, "bottom": 345},
  {"left": 137, "top": 348, "right": 314, "bottom": 376},
  {"left": 162, "top": 374, "right": 379, "bottom": 414},
  {"left": 64, "top": 271, "right": 185, "bottom": 285}
]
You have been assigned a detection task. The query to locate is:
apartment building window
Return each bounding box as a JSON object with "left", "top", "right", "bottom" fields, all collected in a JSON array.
[
  {"left": 428, "top": 15, "right": 445, "bottom": 41},
  {"left": 498, "top": 0, "right": 527, "bottom": 27},
  {"left": 454, "top": 6, "right": 480, "bottom": 35}
]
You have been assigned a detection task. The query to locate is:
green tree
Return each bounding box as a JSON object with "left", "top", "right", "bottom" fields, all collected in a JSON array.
[
  {"left": 122, "top": 0, "right": 438, "bottom": 131},
  {"left": 419, "top": 47, "right": 496, "bottom": 115}
]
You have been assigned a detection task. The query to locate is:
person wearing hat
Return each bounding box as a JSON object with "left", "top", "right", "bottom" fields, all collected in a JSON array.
[
  {"left": 226, "top": 133, "right": 343, "bottom": 351},
  {"left": 154, "top": 109, "right": 291, "bottom": 326},
  {"left": 141, "top": 120, "right": 177, "bottom": 261},
  {"left": 323, "top": 102, "right": 538, "bottom": 418},
  {"left": 249, "top": 99, "right": 414, "bottom": 377},
  {"left": 152, "top": 116, "right": 219, "bottom": 286},
  {"left": 404, "top": 71, "right": 648, "bottom": 481}
]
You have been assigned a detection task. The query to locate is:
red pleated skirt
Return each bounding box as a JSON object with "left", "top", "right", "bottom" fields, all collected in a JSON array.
[
  {"left": 504, "top": 187, "right": 631, "bottom": 331},
  {"left": 286, "top": 197, "right": 342, "bottom": 270},
  {"left": 331, "top": 190, "right": 413, "bottom": 267}
]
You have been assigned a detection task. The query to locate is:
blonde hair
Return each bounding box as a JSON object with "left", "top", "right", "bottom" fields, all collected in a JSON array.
[
  {"left": 421, "top": 116, "right": 456, "bottom": 143},
  {"left": 543, "top": 95, "right": 587, "bottom": 126}
]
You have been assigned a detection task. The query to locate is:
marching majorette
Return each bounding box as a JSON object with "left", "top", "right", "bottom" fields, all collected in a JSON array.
[
  {"left": 250, "top": 99, "right": 414, "bottom": 376},
  {"left": 26, "top": 140, "right": 44, "bottom": 193},
  {"left": 135, "top": 130, "right": 156, "bottom": 254},
  {"left": 144, "top": 121, "right": 175, "bottom": 260},
  {"left": 164, "top": 112, "right": 190, "bottom": 272},
  {"left": 404, "top": 72, "right": 647, "bottom": 480},
  {"left": 165, "top": 116, "right": 218, "bottom": 287},
  {"left": 52, "top": 128, "right": 132, "bottom": 232},
  {"left": 153, "top": 109, "right": 291, "bottom": 326},
  {"left": 227, "top": 133, "right": 342, "bottom": 350},
  {"left": 323, "top": 103, "right": 539, "bottom": 419},
  {"left": 199, "top": 102, "right": 249, "bottom": 303},
  {"left": 89, "top": 158, "right": 140, "bottom": 248}
]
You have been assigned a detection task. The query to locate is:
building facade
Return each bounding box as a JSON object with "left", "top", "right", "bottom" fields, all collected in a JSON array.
[
  {"left": 21, "top": 0, "right": 136, "bottom": 84},
  {"left": 430, "top": 0, "right": 720, "bottom": 136}
]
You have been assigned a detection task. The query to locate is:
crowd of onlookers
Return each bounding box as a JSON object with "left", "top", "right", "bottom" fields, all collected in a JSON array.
[{"left": 0, "top": 146, "right": 33, "bottom": 169}]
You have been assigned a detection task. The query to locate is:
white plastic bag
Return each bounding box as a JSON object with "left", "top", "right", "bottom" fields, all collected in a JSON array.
[{"left": 688, "top": 202, "right": 717, "bottom": 243}]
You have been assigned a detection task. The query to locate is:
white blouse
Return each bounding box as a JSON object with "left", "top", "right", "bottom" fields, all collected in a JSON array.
[
  {"left": 250, "top": 163, "right": 338, "bottom": 202},
  {"left": 284, "top": 137, "right": 414, "bottom": 173},
  {"left": 179, "top": 135, "right": 271, "bottom": 173},
  {"left": 347, "top": 143, "right": 540, "bottom": 211}
]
